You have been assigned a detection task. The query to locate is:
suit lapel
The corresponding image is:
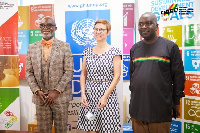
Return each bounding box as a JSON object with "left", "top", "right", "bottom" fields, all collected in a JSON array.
[
  {"left": 48, "top": 38, "right": 60, "bottom": 87},
  {"left": 35, "top": 42, "right": 44, "bottom": 88},
  {"left": 36, "top": 42, "right": 42, "bottom": 76},
  {"left": 48, "top": 38, "right": 59, "bottom": 63}
]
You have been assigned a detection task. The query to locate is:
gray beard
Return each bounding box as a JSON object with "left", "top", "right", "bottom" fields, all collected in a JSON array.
[{"left": 42, "top": 32, "right": 53, "bottom": 40}]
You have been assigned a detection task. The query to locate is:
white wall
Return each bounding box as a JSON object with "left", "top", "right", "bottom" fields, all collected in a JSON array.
[
  {"left": 110, "top": 0, "right": 124, "bottom": 130},
  {"left": 19, "top": 79, "right": 36, "bottom": 130},
  {"left": 19, "top": 0, "right": 54, "bottom": 6}
]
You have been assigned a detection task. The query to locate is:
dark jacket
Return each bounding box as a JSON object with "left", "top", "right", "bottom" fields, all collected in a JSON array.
[{"left": 129, "top": 36, "right": 185, "bottom": 122}]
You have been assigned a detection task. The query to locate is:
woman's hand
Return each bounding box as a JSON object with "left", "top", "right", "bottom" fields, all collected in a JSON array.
[
  {"left": 97, "top": 96, "right": 107, "bottom": 109},
  {"left": 81, "top": 94, "right": 89, "bottom": 108}
]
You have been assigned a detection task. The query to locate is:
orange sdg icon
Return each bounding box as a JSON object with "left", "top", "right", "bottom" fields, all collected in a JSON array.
[{"left": 185, "top": 74, "right": 200, "bottom": 97}]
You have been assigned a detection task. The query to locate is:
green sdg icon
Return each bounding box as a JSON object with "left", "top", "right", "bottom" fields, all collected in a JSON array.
[
  {"left": 185, "top": 122, "right": 200, "bottom": 133},
  {"left": 184, "top": 24, "right": 200, "bottom": 47}
]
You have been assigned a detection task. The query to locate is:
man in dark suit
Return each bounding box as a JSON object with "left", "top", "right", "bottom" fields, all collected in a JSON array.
[{"left": 26, "top": 16, "right": 74, "bottom": 133}]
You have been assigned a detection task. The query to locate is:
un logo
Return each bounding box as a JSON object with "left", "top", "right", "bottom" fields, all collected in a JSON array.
[{"left": 71, "top": 19, "right": 96, "bottom": 46}]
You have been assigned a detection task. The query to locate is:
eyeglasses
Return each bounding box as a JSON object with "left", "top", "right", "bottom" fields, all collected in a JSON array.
[
  {"left": 93, "top": 28, "right": 107, "bottom": 33},
  {"left": 138, "top": 22, "right": 154, "bottom": 27},
  {"left": 40, "top": 24, "right": 56, "bottom": 29}
]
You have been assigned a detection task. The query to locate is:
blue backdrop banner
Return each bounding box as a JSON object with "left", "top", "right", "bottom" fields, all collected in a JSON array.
[{"left": 65, "top": 10, "right": 110, "bottom": 54}]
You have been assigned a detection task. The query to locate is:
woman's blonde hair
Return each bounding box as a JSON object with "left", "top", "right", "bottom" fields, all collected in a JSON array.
[{"left": 94, "top": 19, "right": 111, "bottom": 32}]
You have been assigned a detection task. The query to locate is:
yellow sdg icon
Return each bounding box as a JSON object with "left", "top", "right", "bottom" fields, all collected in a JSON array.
[
  {"left": 188, "top": 109, "right": 200, "bottom": 118},
  {"left": 8, "top": 116, "right": 18, "bottom": 122},
  {"left": 162, "top": 25, "right": 182, "bottom": 47}
]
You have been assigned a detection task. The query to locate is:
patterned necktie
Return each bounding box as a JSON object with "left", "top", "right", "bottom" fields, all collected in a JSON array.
[{"left": 41, "top": 40, "right": 52, "bottom": 47}]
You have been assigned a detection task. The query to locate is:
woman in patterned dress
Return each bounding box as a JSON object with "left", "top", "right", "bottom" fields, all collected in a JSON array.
[{"left": 77, "top": 19, "right": 121, "bottom": 133}]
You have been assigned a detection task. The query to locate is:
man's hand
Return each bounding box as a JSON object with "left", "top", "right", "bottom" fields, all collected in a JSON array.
[
  {"left": 44, "top": 90, "right": 60, "bottom": 106},
  {"left": 37, "top": 91, "right": 46, "bottom": 104},
  {"left": 172, "top": 105, "right": 180, "bottom": 118}
]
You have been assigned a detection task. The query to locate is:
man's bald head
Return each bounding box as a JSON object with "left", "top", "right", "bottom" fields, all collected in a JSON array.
[
  {"left": 140, "top": 12, "right": 157, "bottom": 24},
  {"left": 138, "top": 12, "right": 158, "bottom": 43}
]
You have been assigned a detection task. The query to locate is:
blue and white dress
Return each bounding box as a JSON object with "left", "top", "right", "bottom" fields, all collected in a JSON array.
[{"left": 77, "top": 47, "right": 121, "bottom": 133}]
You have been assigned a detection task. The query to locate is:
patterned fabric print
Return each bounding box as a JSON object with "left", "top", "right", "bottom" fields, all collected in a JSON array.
[
  {"left": 77, "top": 47, "right": 121, "bottom": 133},
  {"left": 36, "top": 105, "right": 53, "bottom": 133},
  {"left": 26, "top": 38, "right": 74, "bottom": 104},
  {"left": 42, "top": 55, "right": 50, "bottom": 90},
  {"left": 36, "top": 103, "right": 69, "bottom": 133}
]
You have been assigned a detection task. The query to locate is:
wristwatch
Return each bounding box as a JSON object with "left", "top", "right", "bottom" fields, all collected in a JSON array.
[{"left": 34, "top": 89, "right": 43, "bottom": 95}]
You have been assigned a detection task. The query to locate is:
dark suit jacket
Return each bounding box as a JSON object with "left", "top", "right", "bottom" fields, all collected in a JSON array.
[{"left": 26, "top": 38, "right": 74, "bottom": 105}]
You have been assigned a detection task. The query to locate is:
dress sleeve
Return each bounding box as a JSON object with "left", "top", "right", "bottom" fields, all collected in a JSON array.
[
  {"left": 82, "top": 47, "right": 88, "bottom": 57},
  {"left": 113, "top": 47, "right": 122, "bottom": 59}
]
